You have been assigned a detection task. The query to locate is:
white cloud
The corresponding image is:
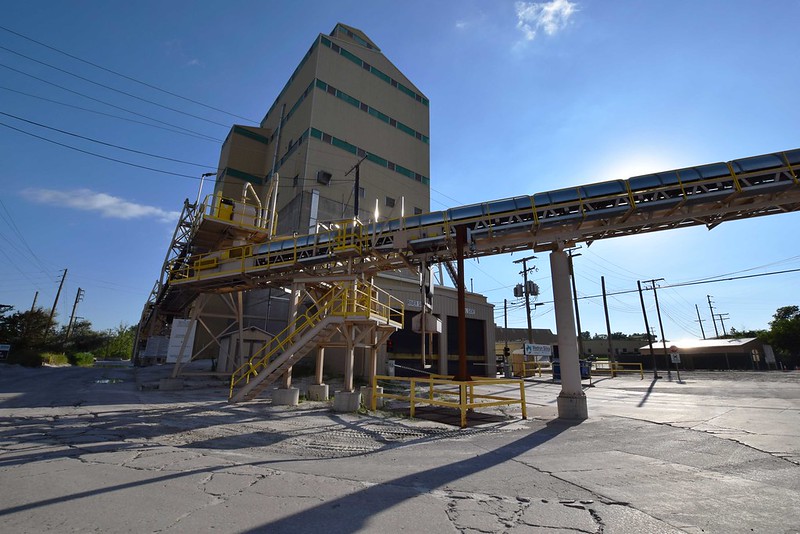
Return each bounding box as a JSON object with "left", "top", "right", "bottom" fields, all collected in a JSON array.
[
  {"left": 516, "top": 0, "right": 578, "bottom": 41},
  {"left": 187, "top": 58, "right": 201, "bottom": 67},
  {"left": 21, "top": 188, "right": 180, "bottom": 224}
]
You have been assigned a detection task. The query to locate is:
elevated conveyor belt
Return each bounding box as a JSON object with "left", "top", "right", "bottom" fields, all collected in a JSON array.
[{"left": 161, "top": 148, "right": 799, "bottom": 298}]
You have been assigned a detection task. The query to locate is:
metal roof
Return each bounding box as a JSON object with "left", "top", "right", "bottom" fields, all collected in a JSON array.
[{"left": 640, "top": 338, "right": 760, "bottom": 354}]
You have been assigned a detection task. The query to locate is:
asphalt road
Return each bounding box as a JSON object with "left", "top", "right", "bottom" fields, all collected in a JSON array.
[{"left": 1, "top": 364, "right": 798, "bottom": 533}]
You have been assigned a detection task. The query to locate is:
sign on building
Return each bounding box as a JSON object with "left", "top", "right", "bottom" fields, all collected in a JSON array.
[{"left": 524, "top": 343, "right": 552, "bottom": 360}]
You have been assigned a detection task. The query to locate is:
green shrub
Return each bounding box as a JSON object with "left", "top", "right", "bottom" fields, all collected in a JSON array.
[{"left": 69, "top": 352, "right": 95, "bottom": 367}]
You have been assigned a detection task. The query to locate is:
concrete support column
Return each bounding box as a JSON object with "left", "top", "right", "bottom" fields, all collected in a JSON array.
[
  {"left": 368, "top": 343, "right": 377, "bottom": 381},
  {"left": 343, "top": 325, "right": 355, "bottom": 392},
  {"left": 550, "top": 248, "right": 588, "bottom": 420},
  {"left": 314, "top": 347, "right": 325, "bottom": 385},
  {"left": 308, "top": 346, "right": 329, "bottom": 401}
]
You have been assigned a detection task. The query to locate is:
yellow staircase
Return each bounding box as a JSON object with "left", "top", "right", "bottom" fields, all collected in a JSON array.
[{"left": 228, "top": 279, "right": 403, "bottom": 403}]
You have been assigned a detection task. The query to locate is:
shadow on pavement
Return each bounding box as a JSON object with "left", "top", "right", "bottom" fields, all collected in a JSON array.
[
  {"left": 248, "top": 418, "right": 578, "bottom": 533},
  {"left": 637, "top": 378, "right": 659, "bottom": 407}
]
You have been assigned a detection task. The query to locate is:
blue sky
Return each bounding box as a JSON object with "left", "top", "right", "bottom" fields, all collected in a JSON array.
[{"left": 1, "top": 1, "right": 799, "bottom": 341}]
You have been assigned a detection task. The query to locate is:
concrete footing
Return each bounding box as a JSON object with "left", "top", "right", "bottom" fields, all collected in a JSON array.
[
  {"left": 332, "top": 391, "right": 361, "bottom": 412},
  {"left": 307, "top": 384, "right": 329, "bottom": 401},
  {"left": 272, "top": 388, "right": 300, "bottom": 406},
  {"left": 557, "top": 393, "right": 588, "bottom": 420},
  {"left": 360, "top": 386, "right": 384, "bottom": 409},
  {"left": 159, "top": 378, "right": 184, "bottom": 391}
]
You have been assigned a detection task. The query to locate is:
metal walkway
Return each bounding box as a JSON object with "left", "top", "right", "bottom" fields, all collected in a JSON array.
[{"left": 161, "top": 148, "right": 799, "bottom": 298}]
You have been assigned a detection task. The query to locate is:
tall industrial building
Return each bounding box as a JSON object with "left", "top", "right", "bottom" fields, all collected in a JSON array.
[
  {"left": 215, "top": 23, "right": 430, "bottom": 233},
  {"left": 178, "top": 24, "right": 495, "bottom": 376}
]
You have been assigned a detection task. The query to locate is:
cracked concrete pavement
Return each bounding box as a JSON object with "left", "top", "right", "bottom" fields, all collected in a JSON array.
[{"left": 1, "top": 364, "right": 798, "bottom": 533}]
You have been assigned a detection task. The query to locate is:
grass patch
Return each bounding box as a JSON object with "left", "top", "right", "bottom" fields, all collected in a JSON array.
[{"left": 41, "top": 352, "right": 70, "bottom": 366}]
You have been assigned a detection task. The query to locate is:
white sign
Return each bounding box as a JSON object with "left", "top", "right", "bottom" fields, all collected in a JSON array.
[
  {"left": 167, "top": 319, "right": 197, "bottom": 363},
  {"left": 524, "top": 343, "right": 552, "bottom": 357},
  {"left": 670, "top": 353, "right": 681, "bottom": 364}
]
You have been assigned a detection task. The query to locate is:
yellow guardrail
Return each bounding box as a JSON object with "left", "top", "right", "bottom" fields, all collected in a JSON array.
[
  {"left": 199, "top": 193, "right": 272, "bottom": 232},
  {"left": 521, "top": 361, "right": 551, "bottom": 377},
  {"left": 229, "top": 280, "right": 404, "bottom": 398},
  {"left": 591, "top": 361, "right": 644, "bottom": 379},
  {"left": 371, "top": 375, "right": 527, "bottom": 428},
  {"left": 510, "top": 355, "right": 551, "bottom": 378}
]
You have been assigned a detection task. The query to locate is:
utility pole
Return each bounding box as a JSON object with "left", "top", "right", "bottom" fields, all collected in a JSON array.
[
  {"left": 503, "top": 298, "right": 510, "bottom": 377},
  {"left": 645, "top": 278, "right": 670, "bottom": 380},
  {"left": 512, "top": 255, "right": 537, "bottom": 344},
  {"left": 707, "top": 295, "right": 720, "bottom": 338},
  {"left": 695, "top": 304, "right": 706, "bottom": 340},
  {"left": 637, "top": 280, "right": 659, "bottom": 379},
  {"left": 345, "top": 154, "right": 368, "bottom": 219},
  {"left": 601, "top": 276, "right": 615, "bottom": 372},
  {"left": 44, "top": 269, "right": 67, "bottom": 341},
  {"left": 504, "top": 299, "right": 509, "bottom": 347},
  {"left": 568, "top": 248, "right": 584, "bottom": 357},
  {"left": 23, "top": 290, "right": 39, "bottom": 339},
  {"left": 714, "top": 313, "right": 730, "bottom": 337},
  {"left": 65, "top": 288, "right": 85, "bottom": 343}
]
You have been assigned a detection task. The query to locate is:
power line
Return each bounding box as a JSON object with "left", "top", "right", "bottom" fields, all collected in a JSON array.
[
  {"left": 0, "top": 85, "right": 223, "bottom": 143},
  {"left": 534, "top": 267, "right": 800, "bottom": 306},
  {"left": 0, "top": 24, "right": 259, "bottom": 123},
  {"left": 0, "top": 44, "right": 231, "bottom": 127},
  {"left": 1, "top": 111, "right": 217, "bottom": 170},
  {"left": 0, "top": 120, "right": 203, "bottom": 181},
  {"left": 0, "top": 199, "right": 50, "bottom": 274},
  {"left": 0, "top": 63, "right": 221, "bottom": 142}
]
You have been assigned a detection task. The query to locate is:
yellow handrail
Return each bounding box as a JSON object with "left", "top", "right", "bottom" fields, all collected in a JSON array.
[
  {"left": 229, "top": 279, "right": 404, "bottom": 398},
  {"left": 229, "top": 284, "right": 343, "bottom": 396}
]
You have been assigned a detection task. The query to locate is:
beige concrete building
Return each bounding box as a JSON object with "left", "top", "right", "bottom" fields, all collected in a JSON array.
[
  {"left": 192, "top": 24, "right": 495, "bottom": 378},
  {"left": 214, "top": 23, "right": 430, "bottom": 234}
]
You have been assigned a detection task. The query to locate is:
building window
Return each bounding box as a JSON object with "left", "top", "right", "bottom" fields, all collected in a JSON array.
[
  {"left": 385, "top": 196, "right": 395, "bottom": 208},
  {"left": 358, "top": 187, "right": 365, "bottom": 198},
  {"left": 414, "top": 207, "right": 423, "bottom": 215},
  {"left": 292, "top": 174, "right": 299, "bottom": 187},
  {"left": 316, "top": 170, "right": 332, "bottom": 185}
]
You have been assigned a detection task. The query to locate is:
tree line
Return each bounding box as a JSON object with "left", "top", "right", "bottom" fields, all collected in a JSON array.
[
  {"left": 580, "top": 306, "right": 799, "bottom": 369},
  {"left": 0, "top": 306, "right": 135, "bottom": 366}
]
